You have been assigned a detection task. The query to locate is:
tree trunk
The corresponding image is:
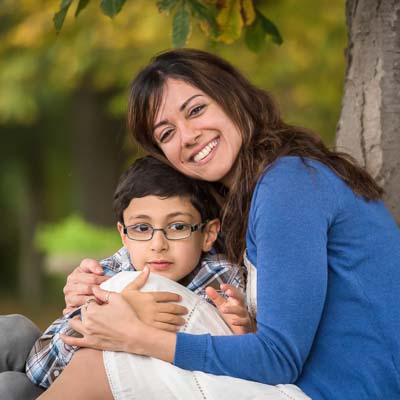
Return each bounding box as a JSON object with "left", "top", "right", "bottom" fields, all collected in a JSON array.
[
  {"left": 18, "top": 146, "right": 45, "bottom": 306},
  {"left": 336, "top": 0, "right": 400, "bottom": 222},
  {"left": 71, "top": 85, "right": 127, "bottom": 227}
]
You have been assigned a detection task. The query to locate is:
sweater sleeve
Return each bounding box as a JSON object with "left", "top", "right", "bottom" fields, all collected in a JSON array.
[{"left": 174, "top": 158, "right": 337, "bottom": 384}]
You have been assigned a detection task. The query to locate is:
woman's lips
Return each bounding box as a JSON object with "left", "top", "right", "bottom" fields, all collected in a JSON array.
[{"left": 190, "top": 138, "right": 219, "bottom": 164}]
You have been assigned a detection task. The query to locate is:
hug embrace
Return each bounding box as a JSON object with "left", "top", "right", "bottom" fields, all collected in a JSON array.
[{"left": 1, "top": 49, "right": 399, "bottom": 400}]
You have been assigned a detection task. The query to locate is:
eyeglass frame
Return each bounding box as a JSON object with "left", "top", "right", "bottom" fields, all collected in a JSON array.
[{"left": 122, "top": 221, "right": 209, "bottom": 241}]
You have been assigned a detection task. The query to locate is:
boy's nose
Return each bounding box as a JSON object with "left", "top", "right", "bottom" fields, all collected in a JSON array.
[{"left": 150, "top": 230, "right": 169, "bottom": 252}]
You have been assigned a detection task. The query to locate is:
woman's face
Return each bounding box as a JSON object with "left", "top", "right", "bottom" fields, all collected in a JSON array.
[{"left": 152, "top": 79, "right": 242, "bottom": 187}]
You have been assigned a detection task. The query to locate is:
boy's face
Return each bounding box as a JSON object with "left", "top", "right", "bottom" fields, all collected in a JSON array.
[{"left": 118, "top": 195, "right": 219, "bottom": 282}]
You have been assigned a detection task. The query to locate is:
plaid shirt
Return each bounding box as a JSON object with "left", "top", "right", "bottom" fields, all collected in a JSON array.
[{"left": 26, "top": 247, "right": 245, "bottom": 389}]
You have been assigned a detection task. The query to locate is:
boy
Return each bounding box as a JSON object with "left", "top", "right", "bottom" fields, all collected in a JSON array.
[{"left": 26, "top": 156, "right": 251, "bottom": 390}]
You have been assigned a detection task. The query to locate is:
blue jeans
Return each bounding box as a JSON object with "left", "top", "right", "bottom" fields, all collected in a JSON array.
[{"left": 0, "top": 314, "right": 45, "bottom": 399}]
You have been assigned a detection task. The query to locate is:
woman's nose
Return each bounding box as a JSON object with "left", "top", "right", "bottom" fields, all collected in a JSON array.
[
  {"left": 150, "top": 230, "right": 169, "bottom": 252},
  {"left": 179, "top": 122, "right": 201, "bottom": 147}
]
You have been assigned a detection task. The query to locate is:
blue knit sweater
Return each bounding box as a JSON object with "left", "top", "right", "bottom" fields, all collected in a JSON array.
[{"left": 174, "top": 157, "right": 400, "bottom": 399}]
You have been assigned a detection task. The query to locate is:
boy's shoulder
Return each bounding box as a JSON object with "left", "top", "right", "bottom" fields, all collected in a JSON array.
[
  {"left": 100, "top": 247, "right": 135, "bottom": 276},
  {"left": 187, "top": 252, "right": 246, "bottom": 295}
]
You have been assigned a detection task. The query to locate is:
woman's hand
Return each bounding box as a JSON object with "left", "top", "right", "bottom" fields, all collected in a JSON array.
[
  {"left": 61, "top": 285, "right": 177, "bottom": 363},
  {"left": 62, "top": 290, "right": 143, "bottom": 353},
  {"left": 206, "top": 284, "right": 256, "bottom": 334},
  {"left": 121, "top": 268, "right": 188, "bottom": 332},
  {"left": 63, "top": 258, "right": 110, "bottom": 315}
]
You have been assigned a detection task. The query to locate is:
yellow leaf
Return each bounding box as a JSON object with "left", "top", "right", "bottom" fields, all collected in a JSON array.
[
  {"left": 216, "top": 0, "right": 243, "bottom": 44},
  {"left": 240, "top": 0, "right": 255, "bottom": 26}
]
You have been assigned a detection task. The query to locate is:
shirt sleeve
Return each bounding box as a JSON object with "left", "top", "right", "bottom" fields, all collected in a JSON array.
[
  {"left": 26, "top": 248, "right": 127, "bottom": 388},
  {"left": 25, "top": 308, "right": 81, "bottom": 388},
  {"left": 174, "top": 159, "right": 337, "bottom": 384}
]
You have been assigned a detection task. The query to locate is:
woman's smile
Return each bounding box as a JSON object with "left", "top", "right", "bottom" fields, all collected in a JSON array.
[
  {"left": 154, "top": 79, "right": 242, "bottom": 187},
  {"left": 191, "top": 138, "right": 219, "bottom": 163}
]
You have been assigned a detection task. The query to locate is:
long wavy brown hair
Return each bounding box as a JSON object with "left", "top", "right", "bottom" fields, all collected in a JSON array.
[{"left": 127, "top": 49, "right": 383, "bottom": 264}]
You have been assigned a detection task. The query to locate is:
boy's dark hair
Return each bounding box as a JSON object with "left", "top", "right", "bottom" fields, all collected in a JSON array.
[{"left": 113, "top": 156, "right": 220, "bottom": 227}]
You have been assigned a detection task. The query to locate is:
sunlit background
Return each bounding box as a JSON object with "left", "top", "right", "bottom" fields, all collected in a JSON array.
[{"left": 0, "top": 0, "right": 346, "bottom": 329}]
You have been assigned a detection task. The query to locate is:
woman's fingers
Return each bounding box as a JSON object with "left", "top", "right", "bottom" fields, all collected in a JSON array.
[
  {"left": 77, "top": 258, "right": 105, "bottom": 275},
  {"left": 63, "top": 259, "right": 109, "bottom": 310},
  {"left": 92, "top": 285, "right": 113, "bottom": 304}
]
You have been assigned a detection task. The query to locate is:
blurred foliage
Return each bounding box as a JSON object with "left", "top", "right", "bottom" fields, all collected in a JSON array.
[
  {"left": 36, "top": 214, "right": 120, "bottom": 258},
  {"left": 53, "top": 0, "right": 283, "bottom": 50},
  {"left": 0, "top": 0, "right": 346, "bottom": 324}
]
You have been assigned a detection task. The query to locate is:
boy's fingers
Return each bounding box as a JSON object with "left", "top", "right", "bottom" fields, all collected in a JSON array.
[
  {"left": 156, "top": 313, "right": 186, "bottom": 326},
  {"left": 153, "top": 322, "right": 181, "bottom": 332},
  {"left": 231, "top": 317, "right": 252, "bottom": 326},
  {"left": 150, "top": 291, "right": 181, "bottom": 303},
  {"left": 123, "top": 267, "right": 150, "bottom": 293},
  {"left": 156, "top": 303, "right": 188, "bottom": 315},
  {"left": 221, "top": 304, "right": 248, "bottom": 317},
  {"left": 220, "top": 284, "right": 244, "bottom": 301},
  {"left": 205, "top": 286, "right": 226, "bottom": 308}
]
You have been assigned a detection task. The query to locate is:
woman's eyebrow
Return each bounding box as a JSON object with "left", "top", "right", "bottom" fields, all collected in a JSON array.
[
  {"left": 179, "top": 94, "right": 203, "bottom": 112},
  {"left": 153, "top": 94, "right": 204, "bottom": 131}
]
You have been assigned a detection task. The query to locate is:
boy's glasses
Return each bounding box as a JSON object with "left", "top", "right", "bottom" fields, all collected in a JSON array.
[{"left": 123, "top": 222, "right": 207, "bottom": 241}]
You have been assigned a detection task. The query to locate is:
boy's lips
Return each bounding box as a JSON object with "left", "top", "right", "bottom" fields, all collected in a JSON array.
[{"left": 147, "top": 261, "right": 172, "bottom": 271}]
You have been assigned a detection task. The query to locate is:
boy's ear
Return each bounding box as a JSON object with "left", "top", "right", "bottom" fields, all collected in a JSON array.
[
  {"left": 117, "top": 222, "right": 127, "bottom": 246},
  {"left": 201, "top": 218, "right": 220, "bottom": 252}
]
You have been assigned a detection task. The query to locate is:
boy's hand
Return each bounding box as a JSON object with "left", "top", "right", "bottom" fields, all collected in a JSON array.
[
  {"left": 121, "top": 267, "right": 188, "bottom": 332},
  {"left": 63, "top": 259, "right": 109, "bottom": 315},
  {"left": 206, "top": 284, "right": 256, "bottom": 334}
]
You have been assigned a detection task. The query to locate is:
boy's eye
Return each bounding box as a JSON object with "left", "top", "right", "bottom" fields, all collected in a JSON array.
[
  {"left": 131, "top": 224, "right": 152, "bottom": 233},
  {"left": 189, "top": 104, "right": 205, "bottom": 117},
  {"left": 167, "top": 223, "right": 190, "bottom": 232}
]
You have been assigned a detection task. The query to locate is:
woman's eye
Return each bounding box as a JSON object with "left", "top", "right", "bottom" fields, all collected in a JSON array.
[
  {"left": 168, "top": 223, "right": 189, "bottom": 231},
  {"left": 159, "top": 129, "right": 174, "bottom": 143},
  {"left": 189, "top": 104, "right": 205, "bottom": 117}
]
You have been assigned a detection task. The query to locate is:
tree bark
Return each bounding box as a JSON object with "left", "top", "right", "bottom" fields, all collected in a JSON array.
[
  {"left": 336, "top": 0, "right": 400, "bottom": 222},
  {"left": 71, "top": 85, "right": 127, "bottom": 226}
]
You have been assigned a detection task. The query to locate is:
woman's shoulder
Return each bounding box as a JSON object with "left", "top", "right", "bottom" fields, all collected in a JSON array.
[{"left": 257, "top": 156, "right": 339, "bottom": 188}]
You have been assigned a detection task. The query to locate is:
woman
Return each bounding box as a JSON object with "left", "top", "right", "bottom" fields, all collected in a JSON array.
[{"left": 44, "top": 49, "right": 400, "bottom": 399}]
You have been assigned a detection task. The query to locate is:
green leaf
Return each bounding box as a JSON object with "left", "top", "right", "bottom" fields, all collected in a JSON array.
[
  {"left": 53, "top": 0, "right": 74, "bottom": 32},
  {"left": 172, "top": 3, "right": 191, "bottom": 48},
  {"left": 100, "top": 0, "right": 127, "bottom": 18},
  {"left": 75, "top": 0, "right": 90, "bottom": 17},
  {"left": 187, "top": 0, "right": 219, "bottom": 37},
  {"left": 244, "top": 14, "right": 265, "bottom": 52},
  {"left": 157, "top": 0, "right": 179, "bottom": 13},
  {"left": 258, "top": 10, "right": 283, "bottom": 45},
  {"left": 216, "top": 0, "right": 243, "bottom": 44},
  {"left": 241, "top": 0, "right": 255, "bottom": 26}
]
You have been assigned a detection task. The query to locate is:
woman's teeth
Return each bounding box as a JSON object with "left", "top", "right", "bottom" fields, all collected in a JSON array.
[{"left": 193, "top": 139, "right": 218, "bottom": 162}]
